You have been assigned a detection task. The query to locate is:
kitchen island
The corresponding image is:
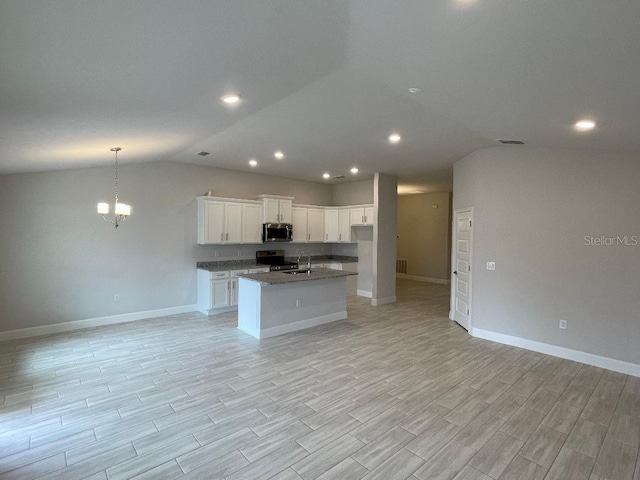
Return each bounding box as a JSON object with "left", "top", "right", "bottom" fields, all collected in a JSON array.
[{"left": 236, "top": 268, "right": 357, "bottom": 339}]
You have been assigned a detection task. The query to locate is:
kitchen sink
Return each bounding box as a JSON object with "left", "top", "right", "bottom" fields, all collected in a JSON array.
[{"left": 283, "top": 269, "right": 315, "bottom": 275}]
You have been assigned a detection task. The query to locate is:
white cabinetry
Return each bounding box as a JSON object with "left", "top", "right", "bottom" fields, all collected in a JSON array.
[
  {"left": 259, "top": 195, "right": 293, "bottom": 223},
  {"left": 230, "top": 269, "right": 249, "bottom": 306},
  {"left": 292, "top": 206, "right": 309, "bottom": 242},
  {"left": 324, "top": 209, "right": 339, "bottom": 242},
  {"left": 242, "top": 203, "right": 263, "bottom": 244},
  {"left": 197, "top": 270, "right": 232, "bottom": 314},
  {"left": 307, "top": 208, "right": 325, "bottom": 242},
  {"left": 350, "top": 205, "right": 374, "bottom": 226},
  {"left": 197, "top": 197, "right": 262, "bottom": 245},
  {"left": 325, "top": 208, "right": 352, "bottom": 242}
]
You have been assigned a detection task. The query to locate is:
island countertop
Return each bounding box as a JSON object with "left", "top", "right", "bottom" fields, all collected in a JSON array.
[{"left": 237, "top": 267, "right": 357, "bottom": 285}]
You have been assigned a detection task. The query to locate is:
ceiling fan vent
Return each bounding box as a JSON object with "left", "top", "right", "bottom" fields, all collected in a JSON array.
[
  {"left": 195, "top": 151, "right": 210, "bottom": 156},
  {"left": 498, "top": 140, "right": 525, "bottom": 145},
  {"left": 333, "top": 175, "right": 345, "bottom": 179}
]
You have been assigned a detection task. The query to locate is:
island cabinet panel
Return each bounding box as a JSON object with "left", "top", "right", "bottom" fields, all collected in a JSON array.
[{"left": 237, "top": 274, "right": 349, "bottom": 339}]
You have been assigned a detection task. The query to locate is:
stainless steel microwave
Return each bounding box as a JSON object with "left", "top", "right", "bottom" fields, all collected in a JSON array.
[{"left": 262, "top": 223, "right": 293, "bottom": 242}]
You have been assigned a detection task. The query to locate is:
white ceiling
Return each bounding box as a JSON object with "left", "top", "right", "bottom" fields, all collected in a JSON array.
[{"left": 2, "top": 1, "right": 639, "bottom": 192}]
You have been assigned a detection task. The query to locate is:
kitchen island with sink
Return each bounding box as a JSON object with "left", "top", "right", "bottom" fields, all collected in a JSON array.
[{"left": 236, "top": 268, "right": 357, "bottom": 339}]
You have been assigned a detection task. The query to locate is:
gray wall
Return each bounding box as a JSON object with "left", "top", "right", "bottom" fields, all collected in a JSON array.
[
  {"left": 0, "top": 161, "right": 333, "bottom": 332},
  {"left": 453, "top": 147, "right": 640, "bottom": 365},
  {"left": 332, "top": 179, "right": 374, "bottom": 206},
  {"left": 397, "top": 192, "right": 451, "bottom": 281}
]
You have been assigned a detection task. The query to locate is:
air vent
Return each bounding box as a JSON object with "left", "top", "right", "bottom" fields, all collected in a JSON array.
[
  {"left": 498, "top": 140, "right": 525, "bottom": 145},
  {"left": 333, "top": 175, "right": 345, "bottom": 179},
  {"left": 195, "top": 151, "right": 210, "bottom": 156}
]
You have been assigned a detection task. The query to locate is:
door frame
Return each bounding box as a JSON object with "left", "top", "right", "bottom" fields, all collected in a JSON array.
[{"left": 450, "top": 207, "right": 474, "bottom": 331}]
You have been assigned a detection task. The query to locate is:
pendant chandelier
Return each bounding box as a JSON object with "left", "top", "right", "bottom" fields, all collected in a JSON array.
[{"left": 97, "top": 147, "right": 131, "bottom": 228}]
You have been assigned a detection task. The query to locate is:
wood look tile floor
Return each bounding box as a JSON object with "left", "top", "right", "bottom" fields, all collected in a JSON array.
[{"left": 1, "top": 279, "right": 639, "bottom": 479}]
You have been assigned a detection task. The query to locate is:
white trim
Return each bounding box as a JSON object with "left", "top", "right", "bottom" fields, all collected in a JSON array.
[
  {"left": 0, "top": 305, "right": 198, "bottom": 342},
  {"left": 357, "top": 290, "right": 372, "bottom": 298},
  {"left": 240, "top": 311, "right": 347, "bottom": 339},
  {"left": 397, "top": 274, "right": 450, "bottom": 285},
  {"left": 472, "top": 328, "right": 640, "bottom": 377},
  {"left": 449, "top": 310, "right": 455, "bottom": 321},
  {"left": 371, "top": 296, "right": 397, "bottom": 306},
  {"left": 200, "top": 305, "right": 237, "bottom": 316}
]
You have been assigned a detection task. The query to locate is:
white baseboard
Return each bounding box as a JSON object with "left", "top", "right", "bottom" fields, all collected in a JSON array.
[
  {"left": 372, "top": 296, "right": 397, "bottom": 306},
  {"left": 240, "top": 311, "right": 348, "bottom": 339},
  {"left": 449, "top": 311, "right": 455, "bottom": 321},
  {"left": 472, "top": 328, "right": 640, "bottom": 378},
  {"left": 397, "top": 273, "right": 450, "bottom": 285},
  {"left": 357, "top": 290, "right": 372, "bottom": 298},
  {"left": 0, "top": 305, "right": 198, "bottom": 342}
]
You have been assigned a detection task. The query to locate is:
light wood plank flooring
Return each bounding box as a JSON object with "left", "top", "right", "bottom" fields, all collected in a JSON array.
[{"left": 1, "top": 279, "right": 639, "bottom": 479}]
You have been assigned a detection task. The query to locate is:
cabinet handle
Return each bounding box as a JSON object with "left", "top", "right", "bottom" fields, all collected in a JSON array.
[
  {"left": 308, "top": 233, "right": 310, "bottom": 240},
  {"left": 326, "top": 233, "right": 328, "bottom": 240},
  {"left": 226, "top": 233, "right": 229, "bottom": 241},
  {"left": 339, "top": 234, "right": 341, "bottom": 240},
  {"left": 362, "top": 216, "right": 364, "bottom": 223},
  {"left": 221, "top": 233, "right": 224, "bottom": 241},
  {"left": 364, "top": 216, "right": 367, "bottom": 223}
]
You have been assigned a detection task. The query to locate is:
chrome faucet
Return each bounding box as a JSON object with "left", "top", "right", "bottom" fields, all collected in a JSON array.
[{"left": 297, "top": 252, "right": 311, "bottom": 274}]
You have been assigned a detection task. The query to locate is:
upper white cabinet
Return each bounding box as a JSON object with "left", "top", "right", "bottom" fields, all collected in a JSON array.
[
  {"left": 307, "top": 208, "right": 325, "bottom": 242},
  {"left": 258, "top": 195, "right": 293, "bottom": 223},
  {"left": 242, "top": 203, "right": 263, "bottom": 244},
  {"left": 350, "top": 205, "right": 374, "bottom": 226},
  {"left": 324, "top": 208, "right": 339, "bottom": 242},
  {"left": 338, "top": 208, "right": 351, "bottom": 242},
  {"left": 197, "top": 197, "right": 262, "bottom": 245},
  {"left": 291, "top": 206, "right": 309, "bottom": 242}
]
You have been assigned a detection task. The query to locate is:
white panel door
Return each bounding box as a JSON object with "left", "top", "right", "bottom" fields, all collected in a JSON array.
[
  {"left": 263, "top": 198, "right": 280, "bottom": 223},
  {"left": 307, "top": 208, "right": 324, "bottom": 242},
  {"left": 204, "top": 201, "right": 225, "bottom": 244},
  {"left": 225, "top": 202, "right": 243, "bottom": 244},
  {"left": 324, "top": 208, "right": 339, "bottom": 242},
  {"left": 452, "top": 209, "right": 473, "bottom": 330},
  {"left": 278, "top": 199, "right": 293, "bottom": 223},
  {"left": 242, "top": 203, "right": 263, "bottom": 244},
  {"left": 291, "top": 207, "right": 308, "bottom": 242},
  {"left": 338, "top": 208, "right": 351, "bottom": 242},
  {"left": 211, "top": 279, "right": 230, "bottom": 309}
]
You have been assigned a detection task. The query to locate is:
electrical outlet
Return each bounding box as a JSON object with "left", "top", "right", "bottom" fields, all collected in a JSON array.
[
  {"left": 114, "top": 294, "right": 120, "bottom": 302},
  {"left": 486, "top": 261, "right": 496, "bottom": 270},
  {"left": 559, "top": 319, "right": 567, "bottom": 330},
  {"left": 296, "top": 299, "right": 300, "bottom": 308}
]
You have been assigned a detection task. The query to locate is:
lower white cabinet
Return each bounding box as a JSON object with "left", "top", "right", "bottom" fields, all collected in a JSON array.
[
  {"left": 197, "top": 267, "right": 269, "bottom": 315},
  {"left": 198, "top": 270, "right": 232, "bottom": 314}
]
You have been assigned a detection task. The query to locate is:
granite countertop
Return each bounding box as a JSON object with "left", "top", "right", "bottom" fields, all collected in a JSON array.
[
  {"left": 196, "top": 255, "right": 358, "bottom": 272},
  {"left": 237, "top": 267, "right": 357, "bottom": 285}
]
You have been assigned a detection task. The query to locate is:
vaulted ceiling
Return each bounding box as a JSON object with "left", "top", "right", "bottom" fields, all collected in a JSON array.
[{"left": 2, "top": 1, "right": 639, "bottom": 192}]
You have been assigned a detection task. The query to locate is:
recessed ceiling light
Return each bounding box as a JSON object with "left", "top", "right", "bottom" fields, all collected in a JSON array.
[
  {"left": 408, "top": 87, "right": 422, "bottom": 94},
  {"left": 221, "top": 94, "right": 241, "bottom": 105},
  {"left": 574, "top": 119, "right": 596, "bottom": 131},
  {"left": 389, "top": 133, "right": 402, "bottom": 143},
  {"left": 274, "top": 151, "right": 284, "bottom": 160},
  {"left": 322, "top": 172, "right": 331, "bottom": 179},
  {"left": 350, "top": 167, "right": 359, "bottom": 174},
  {"left": 249, "top": 159, "right": 258, "bottom": 167}
]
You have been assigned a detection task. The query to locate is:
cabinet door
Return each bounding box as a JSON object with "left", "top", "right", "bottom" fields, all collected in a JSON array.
[
  {"left": 338, "top": 208, "right": 351, "bottom": 242},
  {"left": 211, "top": 279, "right": 230, "bottom": 308},
  {"left": 229, "top": 278, "right": 239, "bottom": 306},
  {"left": 350, "top": 207, "right": 365, "bottom": 226},
  {"left": 324, "top": 208, "right": 339, "bottom": 242},
  {"left": 291, "top": 207, "right": 308, "bottom": 242},
  {"left": 364, "top": 206, "right": 375, "bottom": 225},
  {"left": 307, "top": 208, "right": 324, "bottom": 242},
  {"left": 242, "top": 203, "right": 263, "bottom": 244},
  {"left": 225, "top": 202, "right": 243, "bottom": 243},
  {"left": 204, "top": 201, "right": 226, "bottom": 243},
  {"left": 263, "top": 198, "right": 280, "bottom": 223},
  {"left": 278, "top": 199, "right": 293, "bottom": 223}
]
